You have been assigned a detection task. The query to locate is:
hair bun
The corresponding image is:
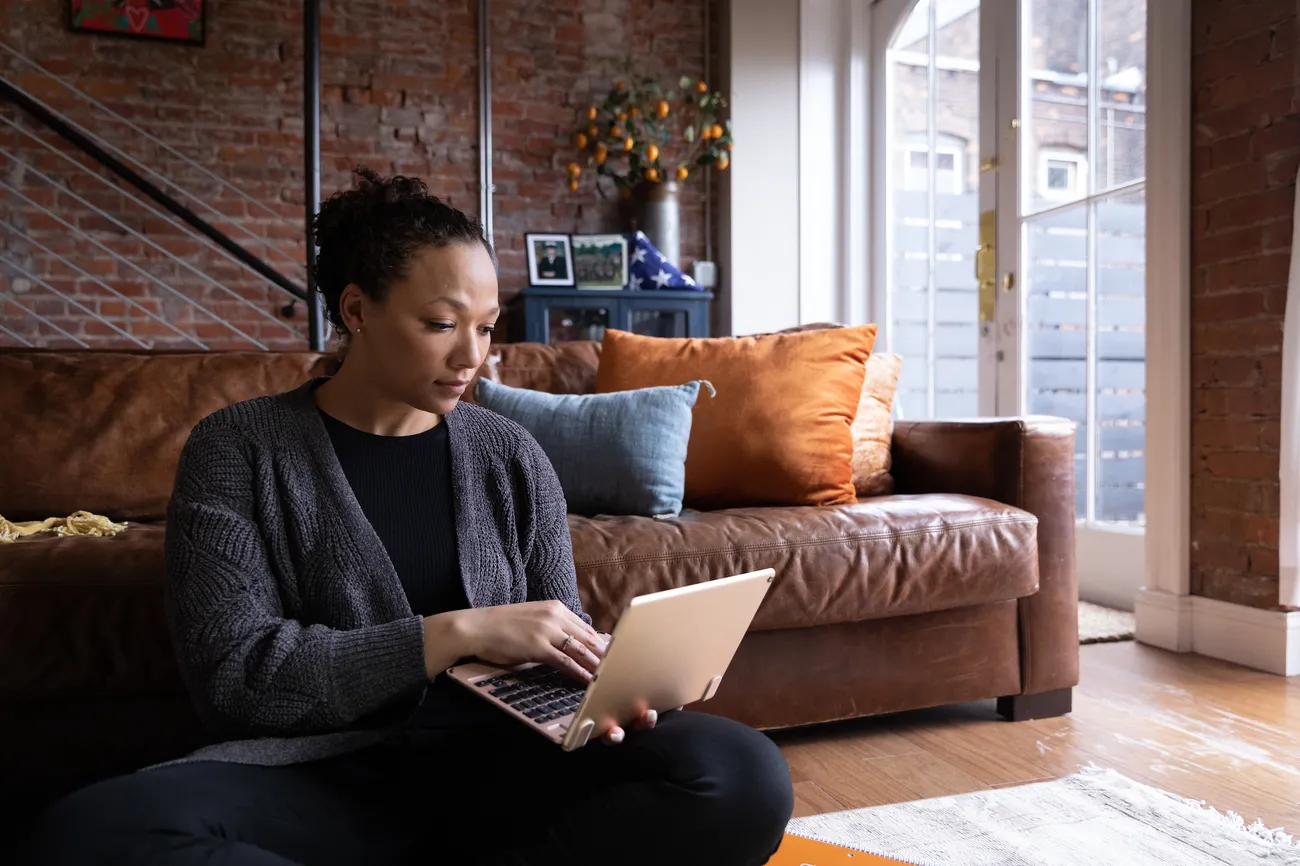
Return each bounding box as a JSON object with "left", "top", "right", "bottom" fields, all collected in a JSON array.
[{"left": 309, "top": 166, "right": 493, "bottom": 341}]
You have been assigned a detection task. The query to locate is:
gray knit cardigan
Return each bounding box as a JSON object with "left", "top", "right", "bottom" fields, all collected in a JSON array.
[{"left": 161, "top": 379, "right": 587, "bottom": 767}]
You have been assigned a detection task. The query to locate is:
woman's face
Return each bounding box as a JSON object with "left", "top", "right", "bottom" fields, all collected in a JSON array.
[{"left": 343, "top": 241, "right": 499, "bottom": 416}]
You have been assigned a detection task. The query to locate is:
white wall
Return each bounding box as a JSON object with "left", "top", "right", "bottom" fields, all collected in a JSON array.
[
  {"left": 721, "top": 0, "right": 802, "bottom": 336},
  {"left": 720, "top": 0, "right": 868, "bottom": 336}
]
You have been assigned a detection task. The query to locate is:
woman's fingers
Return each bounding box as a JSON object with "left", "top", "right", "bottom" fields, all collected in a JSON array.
[
  {"left": 602, "top": 725, "right": 626, "bottom": 745},
  {"left": 634, "top": 708, "right": 657, "bottom": 730},
  {"left": 560, "top": 610, "right": 604, "bottom": 656},
  {"left": 563, "top": 637, "right": 602, "bottom": 674},
  {"left": 542, "top": 644, "right": 593, "bottom": 683}
]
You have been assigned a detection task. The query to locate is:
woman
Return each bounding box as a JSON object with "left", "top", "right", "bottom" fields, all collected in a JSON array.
[{"left": 24, "top": 167, "right": 793, "bottom": 865}]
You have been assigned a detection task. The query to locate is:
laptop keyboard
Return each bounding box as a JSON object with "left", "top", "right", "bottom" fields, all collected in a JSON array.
[{"left": 476, "top": 666, "right": 587, "bottom": 724}]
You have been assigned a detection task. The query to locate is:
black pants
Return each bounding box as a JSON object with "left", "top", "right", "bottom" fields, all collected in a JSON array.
[{"left": 22, "top": 710, "right": 792, "bottom": 866}]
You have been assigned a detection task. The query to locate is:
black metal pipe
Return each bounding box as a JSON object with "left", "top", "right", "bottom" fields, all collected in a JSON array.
[
  {"left": 0, "top": 78, "right": 308, "bottom": 304},
  {"left": 304, "top": 0, "right": 326, "bottom": 352},
  {"left": 477, "top": 0, "right": 494, "bottom": 243}
]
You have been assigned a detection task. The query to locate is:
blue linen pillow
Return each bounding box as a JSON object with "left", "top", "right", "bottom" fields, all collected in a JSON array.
[{"left": 475, "top": 378, "right": 706, "bottom": 517}]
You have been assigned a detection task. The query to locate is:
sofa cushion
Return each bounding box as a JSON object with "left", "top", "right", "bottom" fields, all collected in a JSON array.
[
  {"left": 594, "top": 326, "right": 878, "bottom": 510},
  {"left": 852, "top": 352, "right": 903, "bottom": 497},
  {"left": 475, "top": 378, "right": 705, "bottom": 517},
  {"left": 469, "top": 341, "right": 602, "bottom": 400},
  {"left": 0, "top": 351, "right": 335, "bottom": 522},
  {"left": 0, "top": 495, "right": 1038, "bottom": 704},
  {"left": 571, "top": 494, "right": 1040, "bottom": 633},
  {"left": 0, "top": 524, "right": 178, "bottom": 702}
]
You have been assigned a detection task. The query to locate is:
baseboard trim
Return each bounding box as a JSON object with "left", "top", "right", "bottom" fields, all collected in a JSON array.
[
  {"left": 1135, "top": 589, "right": 1299, "bottom": 676},
  {"left": 1134, "top": 588, "right": 1193, "bottom": 652},
  {"left": 1191, "top": 596, "right": 1300, "bottom": 676}
]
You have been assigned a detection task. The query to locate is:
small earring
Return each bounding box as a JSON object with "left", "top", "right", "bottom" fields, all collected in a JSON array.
[{"left": 355, "top": 327, "right": 362, "bottom": 334}]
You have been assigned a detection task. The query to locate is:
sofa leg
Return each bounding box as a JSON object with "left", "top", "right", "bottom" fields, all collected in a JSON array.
[{"left": 997, "top": 687, "right": 1072, "bottom": 721}]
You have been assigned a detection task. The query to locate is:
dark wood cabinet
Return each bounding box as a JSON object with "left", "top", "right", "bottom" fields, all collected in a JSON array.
[{"left": 506, "top": 288, "right": 713, "bottom": 344}]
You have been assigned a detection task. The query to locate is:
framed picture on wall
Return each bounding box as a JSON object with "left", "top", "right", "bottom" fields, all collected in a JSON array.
[
  {"left": 571, "top": 233, "right": 629, "bottom": 290},
  {"left": 525, "top": 233, "right": 576, "bottom": 287},
  {"left": 70, "top": 0, "right": 206, "bottom": 45}
]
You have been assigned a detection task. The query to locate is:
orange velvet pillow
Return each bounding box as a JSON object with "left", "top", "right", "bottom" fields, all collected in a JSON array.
[{"left": 594, "top": 325, "right": 878, "bottom": 509}]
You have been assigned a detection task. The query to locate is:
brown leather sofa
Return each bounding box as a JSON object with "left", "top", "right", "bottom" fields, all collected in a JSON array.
[{"left": 0, "top": 344, "right": 1078, "bottom": 827}]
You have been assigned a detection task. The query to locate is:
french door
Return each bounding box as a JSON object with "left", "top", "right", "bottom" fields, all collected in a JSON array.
[{"left": 875, "top": 0, "right": 1148, "bottom": 609}]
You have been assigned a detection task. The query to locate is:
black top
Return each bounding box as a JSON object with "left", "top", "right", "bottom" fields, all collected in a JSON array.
[{"left": 319, "top": 410, "right": 468, "bottom": 617}]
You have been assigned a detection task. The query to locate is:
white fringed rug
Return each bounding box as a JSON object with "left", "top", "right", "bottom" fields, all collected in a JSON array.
[
  {"left": 787, "top": 766, "right": 1300, "bottom": 865},
  {"left": 1078, "top": 601, "right": 1135, "bottom": 644}
]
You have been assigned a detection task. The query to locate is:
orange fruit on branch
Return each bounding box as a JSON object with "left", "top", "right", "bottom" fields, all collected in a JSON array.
[
  {"left": 586, "top": 106, "right": 598, "bottom": 121},
  {"left": 566, "top": 162, "right": 581, "bottom": 176},
  {"left": 655, "top": 99, "right": 670, "bottom": 118},
  {"left": 645, "top": 167, "right": 660, "bottom": 182},
  {"left": 594, "top": 142, "right": 608, "bottom": 164},
  {"left": 624, "top": 137, "right": 635, "bottom": 150},
  {"left": 587, "top": 124, "right": 599, "bottom": 137},
  {"left": 567, "top": 178, "right": 579, "bottom": 191},
  {"left": 676, "top": 166, "right": 689, "bottom": 181},
  {"left": 715, "top": 152, "right": 729, "bottom": 170},
  {"left": 610, "top": 125, "right": 623, "bottom": 138},
  {"left": 645, "top": 143, "right": 660, "bottom": 162},
  {"left": 696, "top": 80, "right": 708, "bottom": 93},
  {"left": 709, "top": 123, "right": 724, "bottom": 139},
  {"left": 573, "top": 132, "right": 588, "bottom": 149}
]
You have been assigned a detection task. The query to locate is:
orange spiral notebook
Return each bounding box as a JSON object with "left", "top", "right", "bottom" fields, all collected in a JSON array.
[{"left": 769, "top": 833, "right": 917, "bottom": 865}]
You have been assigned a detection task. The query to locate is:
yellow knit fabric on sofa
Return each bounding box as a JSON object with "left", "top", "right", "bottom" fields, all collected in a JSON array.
[{"left": 0, "top": 511, "right": 128, "bottom": 543}]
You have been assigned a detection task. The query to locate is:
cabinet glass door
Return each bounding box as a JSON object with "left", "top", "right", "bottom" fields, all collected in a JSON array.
[
  {"left": 546, "top": 306, "right": 610, "bottom": 343},
  {"left": 629, "top": 308, "right": 688, "bottom": 338}
]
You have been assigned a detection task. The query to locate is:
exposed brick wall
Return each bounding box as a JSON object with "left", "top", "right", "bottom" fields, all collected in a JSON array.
[
  {"left": 1191, "top": 0, "right": 1299, "bottom": 610},
  {"left": 490, "top": 1, "right": 707, "bottom": 289},
  {"left": 0, "top": 0, "right": 708, "bottom": 349}
]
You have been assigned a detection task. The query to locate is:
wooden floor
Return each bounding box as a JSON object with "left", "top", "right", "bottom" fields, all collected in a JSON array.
[{"left": 771, "top": 641, "right": 1300, "bottom": 830}]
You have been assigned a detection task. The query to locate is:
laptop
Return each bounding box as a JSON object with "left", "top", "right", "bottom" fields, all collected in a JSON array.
[{"left": 446, "top": 568, "right": 775, "bottom": 751}]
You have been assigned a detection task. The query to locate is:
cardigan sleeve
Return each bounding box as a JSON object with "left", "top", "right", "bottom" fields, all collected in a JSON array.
[
  {"left": 516, "top": 434, "right": 592, "bottom": 625},
  {"left": 164, "top": 425, "right": 429, "bottom": 738}
]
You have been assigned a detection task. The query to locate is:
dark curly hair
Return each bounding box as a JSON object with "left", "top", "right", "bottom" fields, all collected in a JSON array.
[{"left": 311, "top": 166, "right": 496, "bottom": 339}]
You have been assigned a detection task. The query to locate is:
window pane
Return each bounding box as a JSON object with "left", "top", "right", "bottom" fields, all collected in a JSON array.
[
  {"left": 1096, "top": 188, "right": 1145, "bottom": 524},
  {"left": 1025, "top": 204, "right": 1089, "bottom": 519},
  {"left": 1097, "top": 0, "right": 1146, "bottom": 189},
  {"left": 1025, "top": 0, "right": 1088, "bottom": 212},
  {"left": 886, "top": 0, "right": 980, "bottom": 420}
]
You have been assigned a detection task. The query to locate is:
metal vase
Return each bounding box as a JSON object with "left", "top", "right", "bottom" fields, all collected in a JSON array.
[{"left": 636, "top": 180, "right": 681, "bottom": 268}]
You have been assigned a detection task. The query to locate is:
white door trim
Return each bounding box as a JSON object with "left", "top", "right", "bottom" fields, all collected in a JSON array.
[
  {"left": 1135, "top": 0, "right": 1193, "bottom": 646},
  {"left": 866, "top": 0, "right": 914, "bottom": 346}
]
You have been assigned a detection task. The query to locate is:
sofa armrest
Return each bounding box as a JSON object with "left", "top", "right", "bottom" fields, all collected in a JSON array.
[{"left": 891, "top": 417, "right": 1079, "bottom": 696}]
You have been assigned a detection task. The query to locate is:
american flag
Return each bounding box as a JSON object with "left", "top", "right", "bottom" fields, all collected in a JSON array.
[{"left": 627, "top": 231, "right": 701, "bottom": 291}]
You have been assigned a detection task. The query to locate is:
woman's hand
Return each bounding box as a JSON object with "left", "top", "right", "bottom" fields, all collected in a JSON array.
[
  {"left": 439, "top": 601, "right": 606, "bottom": 682},
  {"left": 602, "top": 708, "right": 658, "bottom": 745},
  {"left": 425, "top": 611, "right": 659, "bottom": 745}
]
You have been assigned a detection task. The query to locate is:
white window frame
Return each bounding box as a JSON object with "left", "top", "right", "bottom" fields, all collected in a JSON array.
[{"left": 1037, "top": 148, "right": 1089, "bottom": 201}]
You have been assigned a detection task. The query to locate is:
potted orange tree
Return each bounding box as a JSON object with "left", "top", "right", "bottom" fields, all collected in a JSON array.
[{"left": 563, "top": 74, "right": 732, "bottom": 267}]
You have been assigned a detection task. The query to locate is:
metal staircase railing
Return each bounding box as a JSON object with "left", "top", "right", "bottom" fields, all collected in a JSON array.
[{"left": 0, "top": 39, "right": 317, "bottom": 351}]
